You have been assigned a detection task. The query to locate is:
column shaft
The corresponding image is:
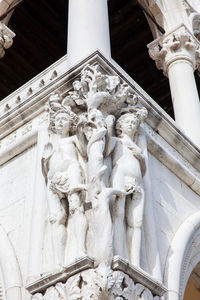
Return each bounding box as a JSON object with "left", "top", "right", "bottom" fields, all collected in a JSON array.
[
  {"left": 168, "top": 59, "right": 200, "bottom": 145},
  {"left": 67, "top": 0, "right": 111, "bottom": 68},
  {"left": 148, "top": 25, "right": 200, "bottom": 147}
]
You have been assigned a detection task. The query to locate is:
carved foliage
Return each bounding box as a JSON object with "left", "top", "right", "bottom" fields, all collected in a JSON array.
[
  {"left": 148, "top": 25, "right": 200, "bottom": 74},
  {"left": 47, "top": 64, "right": 139, "bottom": 119},
  {"left": 32, "top": 264, "right": 160, "bottom": 300}
]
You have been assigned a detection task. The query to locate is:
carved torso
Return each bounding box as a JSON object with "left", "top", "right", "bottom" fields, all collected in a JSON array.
[
  {"left": 47, "top": 136, "right": 79, "bottom": 180},
  {"left": 112, "top": 137, "right": 142, "bottom": 183}
]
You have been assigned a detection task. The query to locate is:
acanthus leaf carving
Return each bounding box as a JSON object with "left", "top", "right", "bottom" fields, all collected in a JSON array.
[
  {"left": 31, "top": 263, "right": 161, "bottom": 300},
  {"left": 148, "top": 25, "right": 200, "bottom": 74}
]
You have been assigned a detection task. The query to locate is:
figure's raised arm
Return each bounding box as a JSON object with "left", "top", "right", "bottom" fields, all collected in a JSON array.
[
  {"left": 75, "top": 116, "right": 88, "bottom": 159},
  {"left": 104, "top": 114, "right": 116, "bottom": 157},
  {"left": 41, "top": 142, "right": 54, "bottom": 184}
]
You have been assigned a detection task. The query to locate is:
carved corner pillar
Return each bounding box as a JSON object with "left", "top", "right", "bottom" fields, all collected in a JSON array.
[
  {"left": 148, "top": 25, "right": 200, "bottom": 147},
  {"left": 27, "top": 257, "right": 166, "bottom": 300},
  {"left": 0, "top": 22, "right": 15, "bottom": 58},
  {"left": 26, "top": 56, "right": 166, "bottom": 300}
]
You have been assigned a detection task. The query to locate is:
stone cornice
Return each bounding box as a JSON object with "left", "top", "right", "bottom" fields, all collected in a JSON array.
[
  {"left": 27, "top": 256, "right": 166, "bottom": 298},
  {"left": 27, "top": 256, "right": 94, "bottom": 295},
  {"left": 0, "top": 55, "right": 68, "bottom": 140},
  {"left": 112, "top": 256, "right": 167, "bottom": 297},
  {"left": 148, "top": 24, "right": 200, "bottom": 75}
]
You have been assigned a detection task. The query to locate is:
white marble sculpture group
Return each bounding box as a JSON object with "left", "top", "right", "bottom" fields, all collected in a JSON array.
[{"left": 42, "top": 64, "right": 147, "bottom": 269}]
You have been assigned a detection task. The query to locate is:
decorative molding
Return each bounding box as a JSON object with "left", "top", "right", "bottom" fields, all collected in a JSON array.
[
  {"left": 145, "top": 122, "right": 200, "bottom": 196},
  {"left": 29, "top": 257, "right": 165, "bottom": 299},
  {"left": 179, "top": 229, "right": 200, "bottom": 299},
  {"left": 148, "top": 24, "right": 200, "bottom": 75},
  {"left": 0, "top": 112, "right": 48, "bottom": 166},
  {"left": 27, "top": 256, "right": 94, "bottom": 295},
  {"left": 163, "top": 212, "right": 200, "bottom": 299},
  {"left": 112, "top": 256, "right": 167, "bottom": 297},
  {"left": 0, "top": 55, "right": 67, "bottom": 140}
]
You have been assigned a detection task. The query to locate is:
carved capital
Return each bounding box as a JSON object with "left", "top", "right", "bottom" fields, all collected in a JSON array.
[
  {"left": 148, "top": 25, "right": 200, "bottom": 75},
  {"left": 0, "top": 22, "right": 15, "bottom": 58},
  {"left": 29, "top": 258, "right": 166, "bottom": 300}
]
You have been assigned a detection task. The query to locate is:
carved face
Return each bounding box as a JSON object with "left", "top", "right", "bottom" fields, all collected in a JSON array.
[
  {"left": 54, "top": 113, "right": 71, "bottom": 136},
  {"left": 120, "top": 115, "right": 139, "bottom": 137},
  {"left": 73, "top": 80, "right": 82, "bottom": 91},
  {"left": 88, "top": 109, "right": 105, "bottom": 128}
]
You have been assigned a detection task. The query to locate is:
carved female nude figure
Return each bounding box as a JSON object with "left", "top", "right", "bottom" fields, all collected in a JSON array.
[
  {"left": 111, "top": 108, "right": 147, "bottom": 267},
  {"left": 42, "top": 108, "right": 87, "bottom": 267}
]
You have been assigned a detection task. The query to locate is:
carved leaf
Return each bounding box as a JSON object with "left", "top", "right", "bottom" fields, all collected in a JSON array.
[
  {"left": 135, "top": 283, "right": 145, "bottom": 299},
  {"left": 140, "top": 288, "right": 153, "bottom": 300},
  {"left": 109, "top": 271, "right": 124, "bottom": 290},
  {"left": 121, "top": 274, "right": 134, "bottom": 299},
  {"left": 65, "top": 274, "right": 81, "bottom": 300},
  {"left": 44, "top": 286, "right": 60, "bottom": 300},
  {"left": 55, "top": 282, "right": 67, "bottom": 299},
  {"left": 82, "top": 269, "right": 101, "bottom": 300}
]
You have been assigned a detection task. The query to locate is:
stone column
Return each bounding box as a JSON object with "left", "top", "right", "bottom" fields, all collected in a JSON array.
[
  {"left": 148, "top": 25, "right": 200, "bottom": 147},
  {"left": 67, "top": 0, "right": 111, "bottom": 68}
]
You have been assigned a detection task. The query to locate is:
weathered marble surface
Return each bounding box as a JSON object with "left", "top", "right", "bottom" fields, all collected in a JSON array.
[
  {"left": 1, "top": 53, "right": 200, "bottom": 300},
  {"left": 29, "top": 257, "right": 166, "bottom": 300},
  {"left": 41, "top": 64, "right": 147, "bottom": 269}
]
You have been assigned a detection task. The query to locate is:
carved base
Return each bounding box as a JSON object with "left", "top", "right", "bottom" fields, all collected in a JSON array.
[{"left": 27, "top": 256, "right": 166, "bottom": 300}]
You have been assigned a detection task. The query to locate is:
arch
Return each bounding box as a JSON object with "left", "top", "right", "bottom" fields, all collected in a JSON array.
[
  {"left": 184, "top": 262, "right": 200, "bottom": 299},
  {"left": 190, "top": 13, "right": 200, "bottom": 40},
  {"left": 163, "top": 212, "right": 200, "bottom": 300},
  {"left": 0, "top": 225, "right": 22, "bottom": 300}
]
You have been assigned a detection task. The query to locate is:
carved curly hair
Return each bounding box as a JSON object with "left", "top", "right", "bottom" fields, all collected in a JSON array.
[
  {"left": 116, "top": 107, "right": 147, "bottom": 137},
  {"left": 50, "top": 106, "right": 79, "bottom": 135}
]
